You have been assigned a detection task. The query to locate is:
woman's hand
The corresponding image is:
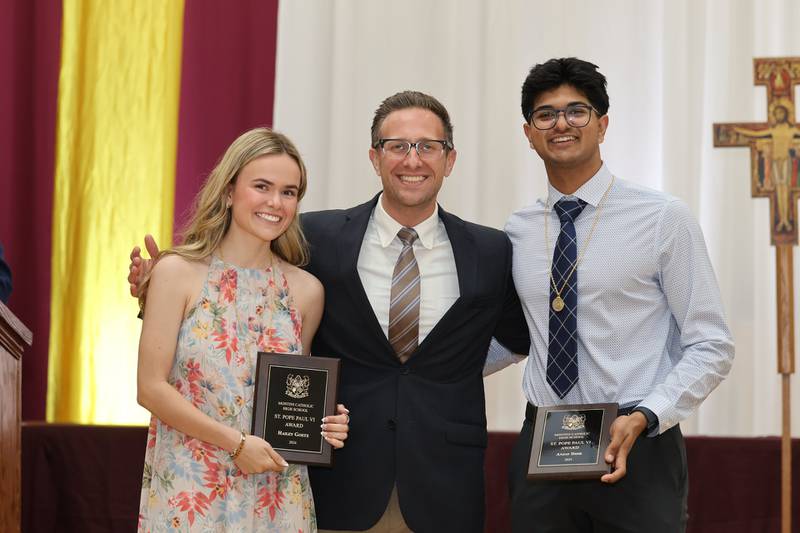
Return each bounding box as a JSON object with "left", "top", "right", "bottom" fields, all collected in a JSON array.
[
  {"left": 233, "top": 435, "right": 289, "bottom": 474},
  {"left": 321, "top": 404, "right": 350, "bottom": 449}
]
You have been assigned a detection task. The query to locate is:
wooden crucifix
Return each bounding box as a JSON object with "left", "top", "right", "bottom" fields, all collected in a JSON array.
[{"left": 713, "top": 56, "right": 800, "bottom": 533}]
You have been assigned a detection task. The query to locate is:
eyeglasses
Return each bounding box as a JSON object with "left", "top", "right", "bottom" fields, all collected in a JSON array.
[
  {"left": 528, "top": 103, "right": 598, "bottom": 130},
  {"left": 374, "top": 138, "right": 453, "bottom": 160}
]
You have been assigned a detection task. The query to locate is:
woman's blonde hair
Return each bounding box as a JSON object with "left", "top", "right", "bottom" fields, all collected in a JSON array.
[{"left": 139, "top": 127, "right": 309, "bottom": 310}]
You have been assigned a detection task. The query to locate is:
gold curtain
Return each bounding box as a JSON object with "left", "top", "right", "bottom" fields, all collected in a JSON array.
[{"left": 48, "top": 0, "right": 185, "bottom": 424}]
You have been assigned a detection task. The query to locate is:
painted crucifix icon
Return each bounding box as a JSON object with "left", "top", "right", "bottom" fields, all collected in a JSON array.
[
  {"left": 714, "top": 58, "right": 800, "bottom": 244},
  {"left": 713, "top": 56, "right": 800, "bottom": 533}
]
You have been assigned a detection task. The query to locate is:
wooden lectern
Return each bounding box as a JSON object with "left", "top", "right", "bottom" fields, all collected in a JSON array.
[{"left": 0, "top": 302, "right": 32, "bottom": 533}]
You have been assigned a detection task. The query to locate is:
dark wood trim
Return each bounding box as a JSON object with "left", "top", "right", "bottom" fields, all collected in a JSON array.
[{"left": 0, "top": 301, "right": 33, "bottom": 533}]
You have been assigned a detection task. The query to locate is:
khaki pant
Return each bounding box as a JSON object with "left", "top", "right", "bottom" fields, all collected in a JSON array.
[{"left": 319, "top": 486, "right": 412, "bottom": 533}]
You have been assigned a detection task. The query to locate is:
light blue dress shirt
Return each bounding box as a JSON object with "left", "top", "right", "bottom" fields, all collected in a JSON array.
[{"left": 487, "top": 164, "right": 734, "bottom": 435}]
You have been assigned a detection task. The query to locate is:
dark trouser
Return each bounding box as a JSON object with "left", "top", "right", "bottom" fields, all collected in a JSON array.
[{"left": 508, "top": 405, "right": 688, "bottom": 533}]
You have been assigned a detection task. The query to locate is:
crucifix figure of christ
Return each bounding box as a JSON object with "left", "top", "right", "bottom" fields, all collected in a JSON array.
[{"left": 713, "top": 56, "right": 800, "bottom": 533}]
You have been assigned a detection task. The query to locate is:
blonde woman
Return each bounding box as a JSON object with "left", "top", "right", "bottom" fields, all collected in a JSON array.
[{"left": 136, "top": 128, "right": 348, "bottom": 532}]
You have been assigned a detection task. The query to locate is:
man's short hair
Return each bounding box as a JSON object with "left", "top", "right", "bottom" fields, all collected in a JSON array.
[
  {"left": 371, "top": 91, "right": 454, "bottom": 147},
  {"left": 521, "top": 58, "right": 609, "bottom": 122}
]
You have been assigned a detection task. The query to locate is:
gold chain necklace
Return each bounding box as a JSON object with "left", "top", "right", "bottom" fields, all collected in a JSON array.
[{"left": 544, "top": 176, "right": 615, "bottom": 312}]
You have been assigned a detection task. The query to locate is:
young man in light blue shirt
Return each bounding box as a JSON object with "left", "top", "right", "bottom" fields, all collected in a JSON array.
[{"left": 488, "top": 57, "right": 734, "bottom": 533}]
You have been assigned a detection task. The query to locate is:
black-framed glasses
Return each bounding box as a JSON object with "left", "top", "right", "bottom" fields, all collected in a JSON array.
[
  {"left": 528, "top": 103, "right": 598, "bottom": 130},
  {"left": 375, "top": 138, "right": 453, "bottom": 160}
]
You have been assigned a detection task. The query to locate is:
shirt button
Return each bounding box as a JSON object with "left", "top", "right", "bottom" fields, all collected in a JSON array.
[{"left": 387, "top": 418, "right": 397, "bottom": 430}]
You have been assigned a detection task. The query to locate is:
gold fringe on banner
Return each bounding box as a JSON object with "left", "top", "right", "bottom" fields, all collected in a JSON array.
[{"left": 48, "top": 0, "right": 185, "bottom": 424}]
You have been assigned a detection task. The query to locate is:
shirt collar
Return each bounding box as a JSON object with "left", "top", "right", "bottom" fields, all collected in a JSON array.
[
  {"left": 373, "top": 193, "right": 439, "bottom": 250},
  {"left": 545, "top": 163, "right": 613, "bottom": 208}
]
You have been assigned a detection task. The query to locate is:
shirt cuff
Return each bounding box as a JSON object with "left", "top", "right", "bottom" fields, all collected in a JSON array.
[
  {"left": 633, "top": 406, "right": 659, "bottom": 437},
  {"left": 483, "top": 337, "right": 526, "bottom": 376}
]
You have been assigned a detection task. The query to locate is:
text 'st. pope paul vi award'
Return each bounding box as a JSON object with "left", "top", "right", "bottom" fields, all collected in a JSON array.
[
  {"left": 252, "top": 352, "right": 340, "bottom": 466},
  {"left": 527, "top": 403, "right": 617, "bottom": 480}
]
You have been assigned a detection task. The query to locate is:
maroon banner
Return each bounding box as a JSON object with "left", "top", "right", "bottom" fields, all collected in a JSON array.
[
  {"left": 173, "top": 0, "right": 279, "bottom": 238},
  {"left": 0, "top": 0, "right": 63, "bottom": 420}
]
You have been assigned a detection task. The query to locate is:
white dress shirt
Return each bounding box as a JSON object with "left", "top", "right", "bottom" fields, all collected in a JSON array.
[
  {"left": 487, "top": 164, "right": 734, "bottom": 434},
  {"left": 356, "top": 195, "right": 460, "bottom": 345}
]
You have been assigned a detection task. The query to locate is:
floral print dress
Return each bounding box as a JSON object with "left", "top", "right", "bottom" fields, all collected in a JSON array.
[{"left": 138, "top": 256, "right": 316, "bottom": 532}]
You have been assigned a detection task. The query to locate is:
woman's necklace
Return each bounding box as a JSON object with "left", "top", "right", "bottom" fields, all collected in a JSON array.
[{"left": 543, "top": 176, "right": 615, "bottom": 312}]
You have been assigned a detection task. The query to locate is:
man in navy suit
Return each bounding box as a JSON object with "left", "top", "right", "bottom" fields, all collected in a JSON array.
[
  {"left": 303, "top": 92, "right": 528, "bottom": 533},
  {"left": 130, "top": 91, "right": 529, "bottom": 533},
  {"left": 0, "top": 244, "right": 12, "bottom": 303}
]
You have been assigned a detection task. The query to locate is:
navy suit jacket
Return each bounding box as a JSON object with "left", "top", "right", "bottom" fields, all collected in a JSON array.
[
  {"left": 0, "top": 244, "right": 12, "bottom": 303},
  {"left": 302, "top": 195, "right": 529, "bottom": 533}
]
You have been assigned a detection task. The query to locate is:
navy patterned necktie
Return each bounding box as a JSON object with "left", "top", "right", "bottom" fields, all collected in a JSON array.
[{"left": 547, "top": 198, "right": 587, "bottom": 398}]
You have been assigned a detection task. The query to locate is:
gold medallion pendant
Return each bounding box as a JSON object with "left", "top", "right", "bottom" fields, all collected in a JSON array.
[{"left": 552, "top": 296, "right": 565, "bottom": 312}]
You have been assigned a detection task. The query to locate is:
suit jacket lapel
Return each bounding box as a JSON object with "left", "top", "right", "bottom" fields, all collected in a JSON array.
[
  {"left": 336, "top": 194, "right": 397, "bottom": 357},
  {"left": 439, "top": 206, "right": 477, "bottom": 303},
  {"left": 413, "top": 206, "right": 478, "bottom": 355}
]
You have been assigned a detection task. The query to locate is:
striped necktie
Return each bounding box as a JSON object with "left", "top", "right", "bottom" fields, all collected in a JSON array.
[{"left": 389, "top": 227, "right": 420, "bottom": 363}]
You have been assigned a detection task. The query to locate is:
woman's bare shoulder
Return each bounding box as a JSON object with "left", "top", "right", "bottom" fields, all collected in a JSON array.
[
  {"left": 281, "top": 263, "right": 324, "bottom": 301},
  {"left": 152, "top": 253, "right": 208, "bottom": 275},
  {"left": 150, "top": 254, "right": 210, "bottom": 289}
]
